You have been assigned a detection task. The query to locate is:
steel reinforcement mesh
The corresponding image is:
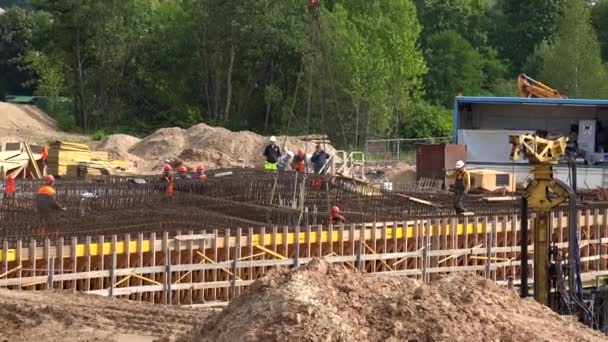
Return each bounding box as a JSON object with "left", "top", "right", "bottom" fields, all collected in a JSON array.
[{"left": 0, "top": 169, "right": 522, "bottom": 243}]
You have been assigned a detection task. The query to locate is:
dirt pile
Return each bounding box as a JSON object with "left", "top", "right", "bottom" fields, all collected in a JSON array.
[
  {"left": 0, "top": 288, "right": 208, "bottom": 342},
  {"left": 129, "top": 123, "right": 335, "bottom": 170},
  {"left": 0, "top": 102, "right": 88, "bottom": 145},
  {"left": 97, "top": 134, "right": 141, "bottom": 153},
  {"left": 186, "top": 259, "right": 606, "bottom": 342},
  {"left": 383, "top": 163, "right": 417, "bottom": 187}
]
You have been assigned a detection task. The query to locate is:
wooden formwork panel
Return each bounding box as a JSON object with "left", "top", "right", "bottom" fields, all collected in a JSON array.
[{"left": 1, "top": 212, "right": 608, "bottom": 304}]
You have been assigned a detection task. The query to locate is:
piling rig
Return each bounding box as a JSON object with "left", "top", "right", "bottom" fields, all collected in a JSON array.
[{"left": 509, "top": 133, "right": 590, "bottom": 322}]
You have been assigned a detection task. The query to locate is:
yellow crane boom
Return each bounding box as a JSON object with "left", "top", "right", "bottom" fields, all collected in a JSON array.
[{"left": 517, "top": 73, "right": 566, "bottom": 99}]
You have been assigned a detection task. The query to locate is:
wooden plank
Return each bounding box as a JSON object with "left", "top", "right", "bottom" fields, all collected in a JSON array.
[
  {"left": 2, "top": 240, "right": 8, "bottom": 284},
  {"left": 71, "top": 237, "right": 77, "bottom": 291},
  {"left": 16, "top": 240, "right": 22, "bottom": 286},
  {"left": 149, "top": 232, "right": 156, "bottom": 304},
  {"left": 85, "top": 236, "right": 91, "bottom": 292},
  {"left": 137, "top": 233, "right": 144, "bottom": 302}
]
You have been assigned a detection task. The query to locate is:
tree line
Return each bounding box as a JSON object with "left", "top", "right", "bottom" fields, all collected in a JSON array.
[{"left": 1, "top": 0, "right": 608, "bottom": 147}]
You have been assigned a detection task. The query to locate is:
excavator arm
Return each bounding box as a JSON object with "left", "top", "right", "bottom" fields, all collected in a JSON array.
[{"left": 517, "top": 73, "right": 566, "bottom": 99}]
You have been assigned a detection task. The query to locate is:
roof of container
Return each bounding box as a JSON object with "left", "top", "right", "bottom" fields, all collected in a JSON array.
[{"left": 455, "top": 96, "right": 608, "bottom": 106}]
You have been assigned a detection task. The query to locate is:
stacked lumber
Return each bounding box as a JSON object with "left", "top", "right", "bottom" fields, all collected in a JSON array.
[
  {"left": 91, "top": 151, "right": 109, "bottom": 161},
  {"left": 47, "top": 141, "right": 92, "bottom": 176}
]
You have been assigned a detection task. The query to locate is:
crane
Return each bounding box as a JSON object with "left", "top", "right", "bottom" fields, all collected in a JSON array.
[{"left": 517, "top": 73, "right": 566, "bottom": 99}]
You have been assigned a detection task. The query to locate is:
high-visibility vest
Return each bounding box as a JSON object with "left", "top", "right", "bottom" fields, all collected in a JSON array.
[
  {"left": 5, "top": 176, "right": 16, "bottom": 194},
  {"left": 164, "top": 177, "right": 174, "bottom": 194},
  {"left": 41, "top": 145, "right": 49, "bottom": 161}
]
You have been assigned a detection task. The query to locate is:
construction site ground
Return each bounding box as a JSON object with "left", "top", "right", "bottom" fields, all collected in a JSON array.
[
  {"left": 0, "top": 287, "right": 208, "bottom": 342},
  {"left": 187, "top": 260, "right": 606, "bottom": 342},
  {"left": 2, "top": 260, "right": 605, "bottom": 342}
]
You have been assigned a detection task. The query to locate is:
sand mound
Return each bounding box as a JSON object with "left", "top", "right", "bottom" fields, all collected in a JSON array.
[
  {"left": 129, "top": 123, "right": 335, "bottom": 171},
  {"left": 0, "top": 288, "right": 207, "bottom": 342},
  {"left": 0, "top": 102, "right": 88, "bottom": 144},
  {"left": 187, "top": 259, "right": 606, "bottom": 342},
  {"left": 97, "top": 134, "right": 141, "bottom": 153},
  {"left": 384, "top": 163, "right": 417, "bottom": 187}
]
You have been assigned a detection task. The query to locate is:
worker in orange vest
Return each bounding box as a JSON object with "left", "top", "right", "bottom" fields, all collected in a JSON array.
[
  {"left": 35, "top": 175, "right": 65, "bottom": 213},
  {"left": 196, "top": 165, "right": 207, "bottom": 181},
  {"left": 41, "top": 145, "right": 49, "bottom": 170},
  {"left": 329, "top": 205, "right": 346, "bottom": 225},
  {"left": 3, "top": 174, "right": 16, "bottom": 199},
  {"left": 160, "top": 164, "right": 175, "bottom": 196},
  {"left": 292, "top": 149, "right": 306, "bottom": 172}
]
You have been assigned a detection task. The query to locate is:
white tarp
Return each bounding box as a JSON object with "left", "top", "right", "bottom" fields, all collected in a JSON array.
[{"left": 458, "top": 129, "right": 533, "bottom": 163}]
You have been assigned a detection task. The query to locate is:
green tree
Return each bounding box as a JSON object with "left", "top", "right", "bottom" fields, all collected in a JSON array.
[
  {"left": 414, "top": 0, "right": 490, "bottom": 48},
  {"left": 591, "top": 0, "right": 608, "bottom": 62},
  {"left": 400, "top": 101, "right": 452, "bottom": 138},
  {"left": 424, "top": 30, "right": 484, "bottom": 107},
  {"left": 0, "top": 7, "right": 36, "bottom": 99},
  {"left": 490, "top": 0, "right": 564, "bottom": 73},
  {"left": 538, "top": 0, "right": 608, "bottom": 98}
]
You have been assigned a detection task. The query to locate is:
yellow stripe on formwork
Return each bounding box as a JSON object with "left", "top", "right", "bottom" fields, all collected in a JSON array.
[{"left": 0, "top": 223, "right": 485, "bottom": 263}]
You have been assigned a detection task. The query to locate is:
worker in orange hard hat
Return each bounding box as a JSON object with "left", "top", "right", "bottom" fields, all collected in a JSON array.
[
  {"left": 3, "top": 174, "right": 16, "bottom": 199},
  {"left": 292, "top": 149, "right": 306, "bottom": 173},
  {"left": 41, "top": 145, "right": 49, "bottom": 174},
  {"left": 35, "top": 175, "right": 66, "bottom": 214},
  {"left": 196, "top": 165, "right": 207, "bottom": 181},
  {"left": 160, "top": 164, "right": 175, "bottom": 196},
  {"left": 329, "top": 205, "right": 346, "bottom": 225},
  {"left": 177, "top": 165, "right": 192, "bottom": 180}
]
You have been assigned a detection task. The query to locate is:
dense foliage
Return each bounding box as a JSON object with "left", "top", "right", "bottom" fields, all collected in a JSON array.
[{"left": 1, "top": 0, "right": 608, "bottom": 146}]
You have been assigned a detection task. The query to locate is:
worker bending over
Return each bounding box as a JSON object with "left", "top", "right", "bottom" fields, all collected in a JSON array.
[
  {"left": 329, "top": 205, "right": 346, "bottom": 225},
  {"left": 445, "top": 160, "right": 470, "bottom": 214},
  {"left": 263, "top": 136, "right": 281, "bottom": 170},
  {"left": 160, "top": 164, "right": 175, "bottom": 196},
  {"left": 278, "top": 151, "right": 294, "bottom": 171},
  {"left": 36, "top": 175, "right": 66, "bottom": 213}
]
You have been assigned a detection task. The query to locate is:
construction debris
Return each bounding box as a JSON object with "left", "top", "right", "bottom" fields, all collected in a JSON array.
[{"left": 186, "top": 259, "right": 605, "bottom": 342}]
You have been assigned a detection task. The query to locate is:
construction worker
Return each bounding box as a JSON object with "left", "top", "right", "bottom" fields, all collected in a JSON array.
[
  {"left": 311, "top": 144, "right": 330, "bottom": 174},
  {"left": 278, "top": 151, "right": 294, "bottom": 171},
  {"left": 41, "top": 145, "right": 49, "bottom": 174},
  {"left": 3, "top": 174, "right": 16, "bottom": 199},
  {"left": 177, "top": 165, "right": 192, "bottom": 180},
  {"left": 160, "top": 164, "right": 175, "bottom": 196},
  {"left": 35, "top": 175, "right": 66, "bottom": 214},
  {"left": 196, "top": 165, "right": 207, "bottom": 181},
  {"left": 445, "top": 160, "right": 470, "bottom": 214},
  {"left": 292, "top": 149, "right": 306, "bottom": 172},
  {"left": 263, "top": 136, "right": 281, "bottom": 170},
  {"left": 329, "top": 205, "right": 346, "bottom": 225}
]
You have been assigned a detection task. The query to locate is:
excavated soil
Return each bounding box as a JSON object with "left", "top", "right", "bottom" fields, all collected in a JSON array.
[
  {"left": 0, "top": 289, "right": 207, "bottom": 342},
  {"left": 128, "top": 123, "right": 335, "bottom": 171},
  {"left": 383, "top": 162, "right": 417, "bottom": 187},
  {"left": 185, "top": 259, "right": 607, "bottom": 342},
  {"left": 97, "top": 134, "right": 141, "bottom": 153},
  {"left": 0, "top": 102, "right": 89, "bottom": 146}
]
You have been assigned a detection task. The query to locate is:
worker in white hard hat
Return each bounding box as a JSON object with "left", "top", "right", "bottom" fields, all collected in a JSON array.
[
  {"left": 278, "top": 151, "right": 294, "bottom": 171},
  {"left": 263, "top": 136, "right": 281, "bottom": 171},
  {"left": 445, "top": 160, "right": 470, "bottom": 214}
]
